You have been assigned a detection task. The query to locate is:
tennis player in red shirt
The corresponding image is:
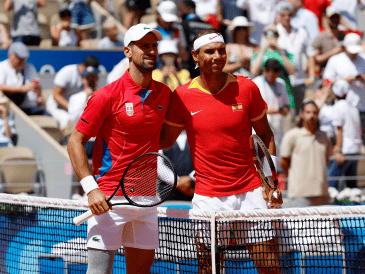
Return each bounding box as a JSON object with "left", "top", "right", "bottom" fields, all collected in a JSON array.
[
  {"left": 160, "top": 29, "right": 283, "bottom": 274},
  {"left": 67, "top": 24, "right": 172, "bottom": 274}
]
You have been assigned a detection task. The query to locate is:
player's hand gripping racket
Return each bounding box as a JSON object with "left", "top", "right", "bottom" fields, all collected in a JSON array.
[
  {"left": 249, "top": 134, "right": 280, "bottom": 207},
  {"left": 74, "top": 152, "right": 177, "bottom": 226}
]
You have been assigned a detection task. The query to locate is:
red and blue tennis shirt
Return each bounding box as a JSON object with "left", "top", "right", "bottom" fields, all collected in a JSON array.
[
  {"left": 164, "top": 74, "right": 268, "bottom": 197},
  {"left": 76, "top": 69, "right": 172, "bottom": 196}
]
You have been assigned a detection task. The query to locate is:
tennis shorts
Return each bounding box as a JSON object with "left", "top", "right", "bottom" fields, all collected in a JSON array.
[
  {"left": 70, "top": 2, "right": 96, "bottom": 30},
  {"left": 192, "top": 186, "right": 275, "bottom": 245},
  {"left": 87, "top": 197, "right": 159, "bottom": 250}
]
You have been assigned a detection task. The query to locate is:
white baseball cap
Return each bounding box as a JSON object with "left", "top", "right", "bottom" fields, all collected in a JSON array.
[
  {"left": 326, "top": 6, "right": 340, "bottom": 18},
  {"left": 124, "top": 23, "right": 163, "bottom": 47},
  {"left": 228, "top": 16, "right": 254, "bottom": 36},
  {"left": 158, "top": 40, "right": 179, "bottom": 55},
  {"left": 332, "top": 79, "right": 349, "bottom": 97},
  {"left": 343, "top": 33, "right": 363, "bottom": 54},
  {"left": 156, "top": 1, "right": 179, "bottom": 23}
]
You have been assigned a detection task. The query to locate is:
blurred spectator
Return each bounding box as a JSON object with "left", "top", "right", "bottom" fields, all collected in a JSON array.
[
  {"left": 107, "top": 57, "right": 129, "bottom": 84},
  {"left": 303, "top": 0, "right": 331, "bottom": 32},
  {"left": 236, "top": 0, "right": 283, "bottom": 45},
  {"left": 0, "top": 42, "right": 48, "bottom": 116},
  {"left": 251, "top": 24, "right": 296, "bottom": 108},
  {"left": 68, "top": 66, "right": 99, "bottom": 158},
  {"left": 152, "top": 40, "right": 191, "bottom": 91},
  {"left": 312, "top": 6, "right": 345, "bottom": 78},
  {"left": 4, "top": 0, "right": 45, "bottom": 46},
  {"left": 50, "top": 8, "right": 78, "bottom": 47},
  {"left": 287, "top": 0, "right": 319, "bottom": 44},
  {"left": 331, "top": 0, "right": 365, "bottom": 31},
  {"left": 46, "top": 55, "right": 99, "bottom": 131},
  {"left": 223, "top": 16, "right": 258, "bottom": 78},
  {"left": 313, "top": 83, "right": 336, "bottom": 144},
  {"left": 67, "top": 0, "right": 96, "bottom": 47},
  {"left": 253, "top": 59, "right": 289, "bottom": 158},
  {"left": 193, "top": 0, "right": 220, "bottom": 29},
  {"left": 161, "top": 130, "right": 195, "bottom": 201},
  {"left": 179, "top": 0, "right": 213, "bottom": 78},
  {"left": 328, "top": 79, "right": 362, "bottom": 190},
  {"left": 216, "top": 0, "right": 245, "bottom": 41},
  {"left": 0, "top": 22, "right": 11, "bottom": 49},
  {"left": 149, "top": 1, "right": 188, "bottom": 63},
  {"left": 323, "top": 33, "right": 365, "bottom": 144},
  {"left": 0, "top": 96, "right": 15, "bottom": 147},
  {"left": 103, "top": 0, "right": 115, "bottom": 18},
  {"left": 98, "top": 17, "right": 123, "bottom": 49},
  {"left": 280, "top": 100, "right": 331, "bottom": 207},
  {"left": 123, "top": 0, "right": 150, "bottom": 30},
  {"left": 276, "top": 1, "right": 316, "bottom": 115}
]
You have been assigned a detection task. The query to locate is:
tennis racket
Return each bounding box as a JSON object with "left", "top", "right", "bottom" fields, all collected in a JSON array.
[
  {"left": 73, "top": 152, "right": 177, "bottom": 226},
  {"left": 249, "top": 134, "right": 278, "bottom": 195}
]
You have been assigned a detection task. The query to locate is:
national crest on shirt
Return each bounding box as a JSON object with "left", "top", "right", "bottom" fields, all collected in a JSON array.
[{"left": 126, "top": 103, "right": 134, "bottom": 116}]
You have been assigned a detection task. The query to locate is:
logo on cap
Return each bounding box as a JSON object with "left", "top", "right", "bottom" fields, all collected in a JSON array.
[{"left": 144, "top": 27, "right": 150, "bottom": 30}]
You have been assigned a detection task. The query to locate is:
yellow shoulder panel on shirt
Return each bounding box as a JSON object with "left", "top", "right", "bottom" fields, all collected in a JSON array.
[{"left": 188, "top": 74, "right": 238, "bottom": 94}]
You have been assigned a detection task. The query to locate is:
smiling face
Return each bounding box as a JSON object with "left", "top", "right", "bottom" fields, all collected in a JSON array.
[
  {"left": 124, "top": 33, "right": 159, "bottom": 72},
  {"left": 192, "top": 42, "right": 227, "bottom": 74}
]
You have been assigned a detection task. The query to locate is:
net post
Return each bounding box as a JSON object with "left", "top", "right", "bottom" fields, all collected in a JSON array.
[{"left": 210, "top": 210, "right": 217, "bottom": 274}]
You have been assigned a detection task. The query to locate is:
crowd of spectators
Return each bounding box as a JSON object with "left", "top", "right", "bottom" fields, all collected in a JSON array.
[{"left": 1, "top": 0, "right": 365, "bottom": 206}]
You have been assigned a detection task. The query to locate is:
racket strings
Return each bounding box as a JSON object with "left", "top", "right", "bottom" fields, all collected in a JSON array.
[
  {"left": 252, "top": 139, "right": 276, "bottom": 189},
  {"left": 123, "top": 155, "right": 176, "bottom": 206}
]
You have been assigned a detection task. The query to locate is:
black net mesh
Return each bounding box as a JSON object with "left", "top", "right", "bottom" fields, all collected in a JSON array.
[{"left": 1, "top": 196, "right": 365, "bottom": 274}]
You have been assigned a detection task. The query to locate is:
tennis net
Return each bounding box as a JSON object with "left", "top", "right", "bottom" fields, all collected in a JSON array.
[{"left": 0, "top": 193, "right": 365, "bottom": 274}]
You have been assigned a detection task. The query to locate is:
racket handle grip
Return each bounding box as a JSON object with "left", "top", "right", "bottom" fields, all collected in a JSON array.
[{"left": 73, "top": 210, "right": 94, "bottom": 226}]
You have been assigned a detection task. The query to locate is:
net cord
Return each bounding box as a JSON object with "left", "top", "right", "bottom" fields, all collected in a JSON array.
[{"left": 2, "top": 193, "right": 365, "bottom": 220}]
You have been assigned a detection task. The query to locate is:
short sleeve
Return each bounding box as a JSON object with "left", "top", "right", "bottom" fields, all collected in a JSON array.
[
  {"left": 331, "top": 103, "right": 344, "bottom": 127},
  {"left": 0, "top": 64, "right": 7, "bottom": 84},
  {"left": 75, "top": 88, "right": 113, "bottom": 137},
  {"left": 53, "top": 66, "right": 71, "bottom": 88},
  {"left": 323, "top": 57, "right": 337, "bottom": 81},
  {"left": 248, "top": 80, "right": 267, "bottom": 122},
  {"left": 164, "top": 91, "right": 185, "bottom": 127},
  {"left": 280, "top": 130, "right": 296, "bottom": 158}
]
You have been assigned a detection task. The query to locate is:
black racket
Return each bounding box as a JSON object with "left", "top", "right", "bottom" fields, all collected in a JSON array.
[
  {"left": 249, "top": 134, "right": 278, "bottom": 194},
  {"left": 74, "top": 152, "right": 177, "bottom": 226}
]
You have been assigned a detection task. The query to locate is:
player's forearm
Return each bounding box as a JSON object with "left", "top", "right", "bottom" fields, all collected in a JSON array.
[
  {"left": 67, "top": 132, "right": 92, "bottom": 181},
  {"left": 54, "top": 93, "right": 69, "bottom": 110}
]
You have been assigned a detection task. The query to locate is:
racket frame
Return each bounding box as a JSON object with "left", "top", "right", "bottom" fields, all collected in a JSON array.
[{"left": 249, "top": 134, "right": 278, "bottom": 192}]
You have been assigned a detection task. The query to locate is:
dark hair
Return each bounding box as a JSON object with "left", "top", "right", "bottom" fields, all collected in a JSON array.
[
  {"left": 193, "top": 29, "right": 222, "bottom": 53},
  {"left": 182, "top": 0, "right": 196, "bottom": 10},
  {"left": 59, "top": 8, "right": 71, "bottom": 18},
  {"left": 263, "top": 59, "right": 282, "bottom": 72},
  {"left": 83, "top": 56, "right": 100, "bottom": 68},
  {"left": 297, "top": 100, "right": 320, "bottom": 128}
]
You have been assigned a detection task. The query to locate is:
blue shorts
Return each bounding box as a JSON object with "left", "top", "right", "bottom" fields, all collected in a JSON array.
[{"left": 70, "top": 2, "right": 96, "bottom": 30}]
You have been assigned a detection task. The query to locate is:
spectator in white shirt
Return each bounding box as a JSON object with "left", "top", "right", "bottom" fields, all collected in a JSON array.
[
  {"left": 50, "top": 8, "right": 78, "bottom": 47},
  {"left": 328, "top": 79, "right": 362, "bottom": 189},
  {"left": 276, "top": 1, "right": 316, "bottom": 115},
  {"left": 0, "top": 96, "right": 16, "bottom": 147},
  {"left": 68, "top": 66, "right": 99, "bottom": 123},
  {"left": 236, "top": 0, "right": 283, "bottom": 45},
  {"left": 323, "top": 33, "right": 365, "bottom": 145},
  {"left": 331, "top": 0, "right": 365, "bottom": 31},
  {"left": 46, "top": 55, "right": 99, "bottom": 131},
  {"left": 253, "top": 59, "right": 290, "bottom": 159},
  {"left": 287, "top": 0, "right": 319, "bottom": 44},
  {"left": 98, "top": 17, "right": 123, "bottom": 49},
  {"left": 68, "top": 66, "right": 98, "bottom": 158},
  {"left": 0, "top": 42, "right": 47, "bottom": 116}
]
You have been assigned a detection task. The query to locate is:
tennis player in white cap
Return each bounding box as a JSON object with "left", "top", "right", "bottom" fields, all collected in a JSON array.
[
  {"left": 67, "top": 23, "right": 172, "bottom": 274},
  {"left": 160, "top": 29, "right": 283, "bottom": 273}
]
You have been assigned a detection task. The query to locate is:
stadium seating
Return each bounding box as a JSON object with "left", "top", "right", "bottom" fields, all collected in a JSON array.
[
  {"left": 0, "top": 147, "right": 44, "bottom": 195},
  {"left": 30, "top": 115, "right": 62, "bottom": 142}
]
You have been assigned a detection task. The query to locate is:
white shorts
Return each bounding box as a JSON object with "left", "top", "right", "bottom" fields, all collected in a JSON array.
[
  {"left": 87, "top": 197, "right": 159, "bottom": 250},
  {"left": 192, "top": 186, "right": 274, "bottom": 245}
]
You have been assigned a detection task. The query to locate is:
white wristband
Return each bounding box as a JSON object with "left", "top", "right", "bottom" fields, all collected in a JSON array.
[
  {"left": 263, "top": 156, "right": 278, "bottom": 177},
  {"left": 80, "top": 175, "right": 99, "bottom": 195}
]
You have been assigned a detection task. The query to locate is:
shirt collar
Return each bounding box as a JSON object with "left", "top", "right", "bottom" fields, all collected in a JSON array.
[
  {"left": 122, "top": 69, "right": 155, "bottom": 94},
  {"left": 188, "top": 74, "right": 238, "bottom": 94}
]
